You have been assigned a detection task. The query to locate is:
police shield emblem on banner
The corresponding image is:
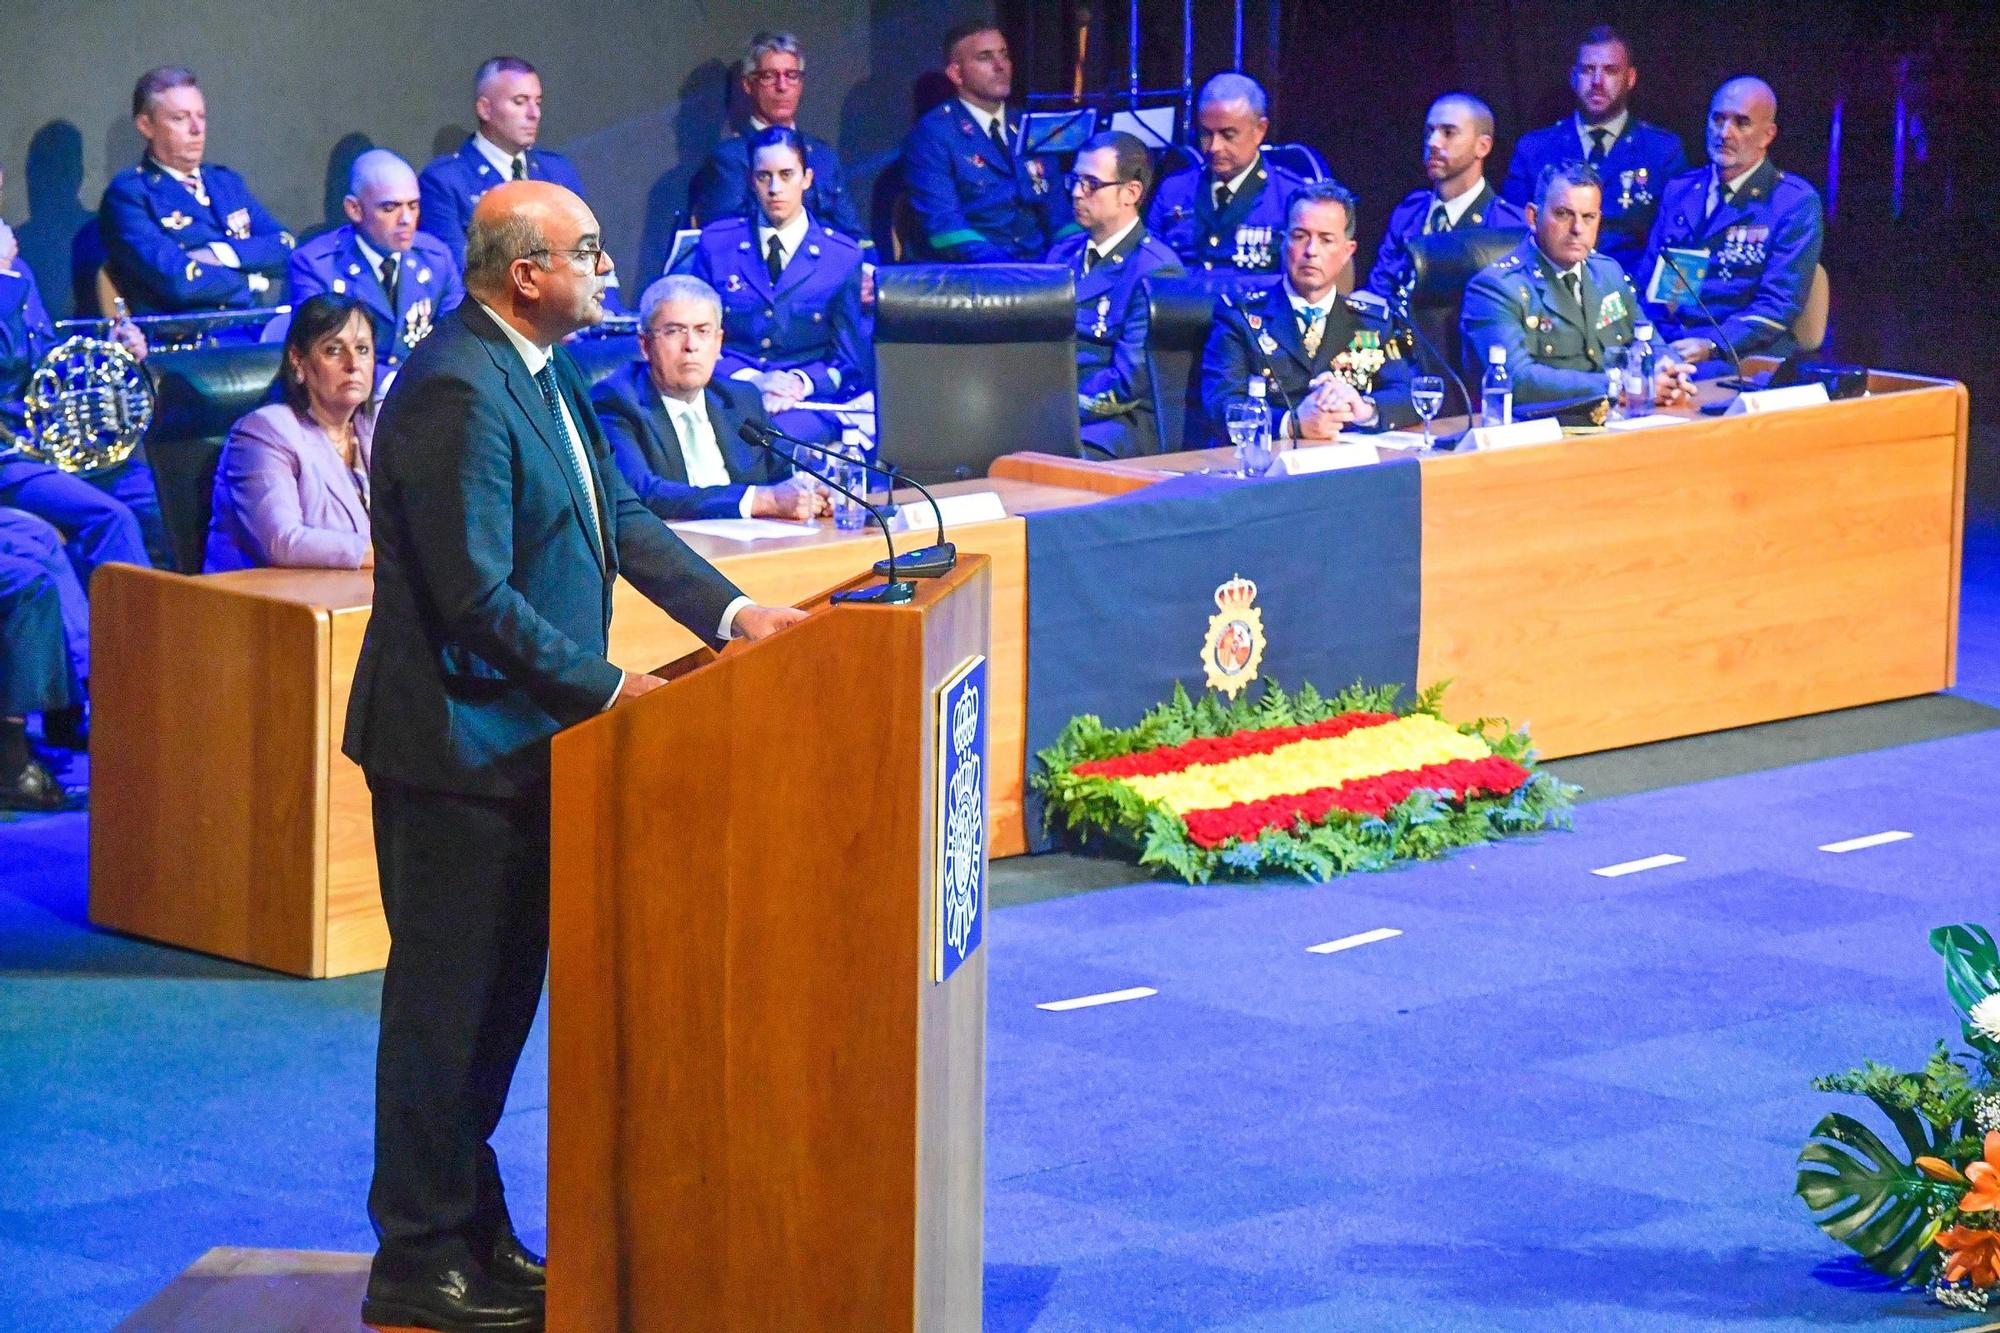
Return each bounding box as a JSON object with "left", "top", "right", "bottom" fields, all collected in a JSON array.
[
  {"left": 1201, "top": 575, "right": 1266, "bottom": 698},
  {"left": 934, "top": 655, "right": 987, "bottom": 983}
]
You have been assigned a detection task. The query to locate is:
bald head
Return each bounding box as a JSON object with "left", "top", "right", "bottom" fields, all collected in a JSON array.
[
  {"left": 344, "top": 149, "right": 421, "bottom": 252},
  {"left": 1707, "top": 76, "right": 1778, "bottom": 177},
  {"left": 465, "top": 181, "right": 610, "bottom": 341}
]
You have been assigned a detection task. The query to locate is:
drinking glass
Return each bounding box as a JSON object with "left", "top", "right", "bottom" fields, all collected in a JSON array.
[{"left": 1411, "top": 376, "right": 1445, "bottom": 453}]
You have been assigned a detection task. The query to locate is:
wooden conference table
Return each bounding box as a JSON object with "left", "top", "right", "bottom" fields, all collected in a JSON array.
[{"left": 90, "top": 365, "right": 1966, "bottom": 976}]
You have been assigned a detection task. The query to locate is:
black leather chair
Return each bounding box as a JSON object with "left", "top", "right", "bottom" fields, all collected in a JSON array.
[
  {"left": 1143, "top": 271, "right": 1266, "bottom": 453},
  {"left": 142, "top": 330, "right": 637, "bottom": 572},
  {"left": 873, "top": 264, "right": 1078, "bottom": 482},
  {"left": 1404, "top": 226, "right": 1528, "bottom": 406}
]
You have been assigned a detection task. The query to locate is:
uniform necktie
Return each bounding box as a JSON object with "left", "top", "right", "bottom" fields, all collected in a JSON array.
[
  {"left": 1299, "top": 305, "right": 1324, "bottom": 358},
  {"left": 1427, "top": 202, "right": 1449, "bottom": 234},
  {"left": 1083, "top": 246, "right": 1101, "bottom": 273},
  {"left": 1561, "top": 270, "right": 1583, "bottom": 311},
  {"left": 187, "top": 171, "right": 209, "bottom": 207},
  {"left": 1214, "top": 181, "right": 1234, "bottom": 212},
  {"left": 1704, "top": 174, "right": 1733, "bottom": 224},
  {"left": 989, "top": 117, "right": 1009, "bottom": 158},
  {"left": 379, "top": 254, "right": 399, "bottom": 310},
  {"left": 511, "top": 155, "right": 527, "bottom": 181},
  {"left": 766, "top": 233, "right": 784, "bottom": 283},
  {"left": 1587, "top": 128, "right": 1611, "bottom": 164},
  {"left": 531, "top": 361, "right": 603, "bottom": 560}
]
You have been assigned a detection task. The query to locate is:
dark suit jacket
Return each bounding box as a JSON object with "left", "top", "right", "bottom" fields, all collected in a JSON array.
[
  {"left": 590, "top": 360, "right": 789, "bottom": 521},
  {"left": 342, "top": 301, "right": 744, "bottom": 798}
]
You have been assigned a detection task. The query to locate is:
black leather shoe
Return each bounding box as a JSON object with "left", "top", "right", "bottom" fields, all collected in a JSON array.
[
  {"left": 487, "top": 1231, "right": 546, "bottom": 1291},
  {"left": 40, "top": 705, "right": 87, "bottom": 753},
  {"left": 361, "top": 1263, "right": 544, "bottom": 1331},
  {"left": 0, "top": 759, "right": 67, "bottom": 813}
]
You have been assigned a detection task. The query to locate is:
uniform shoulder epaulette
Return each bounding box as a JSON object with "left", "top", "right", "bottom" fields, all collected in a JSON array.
[
  {"left": 1138, "top": 234, "right": 1179, "bottom": 263},
  {"left": 706, "top": 215, "right": 754, "bottom": 239},
  {"left": 816, "top": 226, "right": 863, "bottom": 256},
  {"left": 1492, "top": 251, "right": 1525, "bottom": 271},
  {"left": 1340, "top": 290, "right": 1390, "bottom": 321}
]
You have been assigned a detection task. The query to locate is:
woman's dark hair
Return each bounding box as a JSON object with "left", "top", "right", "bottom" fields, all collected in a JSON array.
[
  {"left": 279, "top": 293, "right": 373, "bottom": 412},
  {"left": 745, "top": 124, "right": 809, "bottom": 178}
]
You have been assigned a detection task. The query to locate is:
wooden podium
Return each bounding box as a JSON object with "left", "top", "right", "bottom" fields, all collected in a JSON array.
[{"left": 546, "top": 556, "right": 992, "bottom": 1331}]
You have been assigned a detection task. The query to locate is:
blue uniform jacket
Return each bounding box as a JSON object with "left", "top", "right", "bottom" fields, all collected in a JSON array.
[
  {"left": 1046, "top": 224, "right": 1182, "bottom": 415},
  {"left": 0, "top": 264, "right": 55, "bottom": 440},
  {"left": 1461, "top": 237, "right": 1641, "bottom": 412},
  {"left": 590, "top": 360, "right": 789, "bottom": 521},
  {"left": 900, "top": 100, "right": 1068, "bottom": 262},
  {"left": 417, "top": 137, "right": 590, "bottom": 270},
  {"left": 1638, "top": 158, "right": 1824, "bottom": 359},
  {"left": 1363, "top": 180, "right": 1524, "bottom": 301},
  {"left": 689, "top": 127, "right": 869, "bottom": 246},
  {"left": 1145, "top": 156, "right": 1305, "bottom": 274},
  {"left": 679, "top": 214, "right": 870, "bottom": 399},
  {"left": 288, "top": 227, "right": 465, "bottom": 373},
  {"left": 1502, "top": 116, "right": 1689, "bottom": 277},
  {"left": 1199, "top": 281, "right": 1416, "bottom": 442},
  {"left": 99, "top": 158, "right": 294, "bottom": 312}
]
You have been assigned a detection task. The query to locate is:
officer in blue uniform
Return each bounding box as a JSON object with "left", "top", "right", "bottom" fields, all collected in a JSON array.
[
  {"left": 1639, "top": 76, "right": 1823, "bottom": 367},
  {"left": 417, "top": 57, "right": 621, "bottom": 310},
  {"left": 1201, "top": 180, "right": 1416, "bottom": 443},
  {"left": 99, "top": 67, "right": 293, "bottom": 317},
  {"left": 1501, "top": 25, "right": 1689, "bottom": 280},
  {"left": 1045, "top": 132, "right": 1183, "bottom": 457},
  {"left": 290, "top": 150, "right": 463, "bottom": 379},
  {"left": 678, "top": 127, "right": 870, "bottom": 444},
  {"left": 900, "top": 22, "right": 1068, "bottom": 261},
  {"left": 688, "top": 33, "right": 868, "bottom": 245},
  {"left": 1147, "top": 73, "right": 1304, "bottom": 274},
  {"left": 1463, "top": 162, "right": 1694, "bottom": 423},
  {"left": 0, "top": 507, "right": 88, "bottom": 808},
  {"left": 1365, "top": 93, "right": 1526, "bottom": 302}
]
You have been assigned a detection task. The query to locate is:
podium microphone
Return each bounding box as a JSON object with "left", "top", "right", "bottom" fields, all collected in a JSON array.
[
  {"left": 737, "top": 424, "right": 913, "bottom": 605},
  {"left": 744, "top": 421, "right": 957, "bottom": 578}
]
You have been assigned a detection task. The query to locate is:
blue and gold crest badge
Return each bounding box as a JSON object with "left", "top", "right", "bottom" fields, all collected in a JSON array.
[
  {"left": 1201, "top": 575, "right": 1266, "bottom": 698},
  {"left": 933, "top": 655, "right": 987, "bottom": 983}
]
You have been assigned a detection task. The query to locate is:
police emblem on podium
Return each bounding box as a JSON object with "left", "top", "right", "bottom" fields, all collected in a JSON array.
[
  {"left": 1201, "top": 575, "right": 1265, "bottom": 698},
  {"left": 933, "top": 655, "right": 987, "bottom": 983}
]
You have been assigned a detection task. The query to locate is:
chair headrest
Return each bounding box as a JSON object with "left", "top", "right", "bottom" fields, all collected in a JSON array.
[
  {"left": 1145, "top": 272, "right": 1269, "bottom": 353},
  {"left": 1407, "top": 227, "right": 1530, "bottom": 308},
  {"left": 876, "top": 263, "right": 1075, "bottom": 342},
  {"left": 566, "top": 335, "right": 638, "bottom": 388},
  {"left": 148, "top": 344, "right": 284, "bottom": 440},
  {"left": 1259, "top": 141, "right": 1329, "bottom": 184}
]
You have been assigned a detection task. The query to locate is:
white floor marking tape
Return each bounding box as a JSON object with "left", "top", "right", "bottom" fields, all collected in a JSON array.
[
  {"left": 1819, "top": 830, "right": 1914, "bottom": 854},
  {"left": 1306, "top": 927, "right": 1403, "bottom": 955},
  {"left": 1591, "top": 853, "right": 1687, "bottom": 878},
  {"left": 1037, "top": 986, "right": 1158, "bottom": 1012}
]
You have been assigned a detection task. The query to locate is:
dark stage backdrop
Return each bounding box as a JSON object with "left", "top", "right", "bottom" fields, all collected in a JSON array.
[{"left": 0, "top": 0, "right": 989, "bottom": 319}]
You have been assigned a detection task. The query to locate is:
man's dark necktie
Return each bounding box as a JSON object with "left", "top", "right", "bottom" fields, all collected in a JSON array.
[
  {"left": 766, "top": 234, "right": 784, "bottom": 284},
  {"left": 989, "top": 118, "right": 1008, "bottom": 158},
  {"left": 1214, "top": 182, "right": 1234, "bottom": 212},
  {"left": 510, "top": 155, "right": 527, "bottom": 181},
  {"left": 379, "top": 254, "right": 399, "bottom": 310},
  {"left": 1083, "top": 246, "right": 1101, "bottom": 273},
  {"left": 1561, "top": 270, "right": 1584, "bottom": 311},
  {"left": 530, "top": 362, "right": 603, "bottom": 559},
  {"left": 1587, "top": 128, "right": 1611, "bottom": 165},
  {"left": 1427, "top": 202, "right": 1449, "bottom": 234}
]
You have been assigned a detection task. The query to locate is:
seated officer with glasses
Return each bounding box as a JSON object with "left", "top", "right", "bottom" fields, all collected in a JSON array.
[
  {"left": 1045, "top": 131, "right": 1182, "bottom": 458},
  {"left": 688, "top": 32, "right": 868, "bottom": 246}
]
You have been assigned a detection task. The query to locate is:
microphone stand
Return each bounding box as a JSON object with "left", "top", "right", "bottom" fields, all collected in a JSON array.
[
  {"left": 745, "top": 421, "right": 957, "bottom": 578},
  {"left": 738, "top": 428, "right": 914, "bottom": 604},
  {"left": 1657, "top": 224, "right": 1744, "bottom": 377}
]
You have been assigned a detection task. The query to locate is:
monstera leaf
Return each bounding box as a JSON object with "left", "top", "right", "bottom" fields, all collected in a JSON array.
[
  {"left": 1931, "top": 925, "right": 2000, "bottom": 1059},
  {"left": 1797, "top": 1112, "right": 1954, "bottom": 1282}
]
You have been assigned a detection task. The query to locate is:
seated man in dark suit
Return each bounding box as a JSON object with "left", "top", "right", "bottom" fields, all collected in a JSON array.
[
  {"left": 0, "top": 507, "right": 87, "bottom": 808},
  {"left": 688, "top": 31, "right": 868, "bottom": 245},
  {"left": 592, "top": 274, "right": 827, "bottom": 522}
]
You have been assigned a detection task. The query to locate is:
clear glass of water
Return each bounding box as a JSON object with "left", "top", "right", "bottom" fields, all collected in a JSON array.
[
  {"left": 1411, "top": 376, "right": 1445, "bottom": 453},
  {"left": 1227, "top": 419, "right": 1272, "bottom": 476}
]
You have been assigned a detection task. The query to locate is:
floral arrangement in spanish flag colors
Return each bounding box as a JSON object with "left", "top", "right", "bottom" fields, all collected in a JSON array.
[
  {"left": 1797, "top": 925, "right": 2000, "bottom": 1313},
  {"left": 1033, "top": 679, "right": 1578, "bottom": 883}
]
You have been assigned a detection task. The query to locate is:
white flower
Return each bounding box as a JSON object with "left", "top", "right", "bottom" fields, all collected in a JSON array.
[{"left": 1973, "top": 994, "right": 2000, "bottom": 1044}]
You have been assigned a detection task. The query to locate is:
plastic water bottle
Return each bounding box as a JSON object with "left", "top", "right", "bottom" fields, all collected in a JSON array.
[
  {"left": 1605, "top": 369, "right": 1626, "bottom": 423},
  {"left": 1480, "top": 345, "right": 1512, "bottom": 428},
  {"left": 1226, "top": 378, "right": 1273, "bottom": 477},
  {"left": 1624, "top": 324, "right": 1657, "bottom": 417},
  {"left": 830, "top": 432, "right": 871, "bottom": 531}
]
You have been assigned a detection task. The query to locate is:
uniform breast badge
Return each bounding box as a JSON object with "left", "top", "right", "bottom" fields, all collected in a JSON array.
[
  {"left": 403, "top": 298, "right": 435, "bottom": 347},
  {"left": 1258, "top": 333, "right": 1278, "bottom": 356},
  {"left": 1618, "top": 170, "right": 1635, "bottom": 210},
  {"left": 331, "top": 278, "right": 346, "bottom": 293},
  {"left": 969, "top": 154, "right": 987, "bottom": 170},
  {"left": 1200, "top": 576, "right": 1266, "bottom": 700},
  {"left": 724, "top": 273, "right": 745, "bottom": 292},
  {"left": 1597, "top": 289, "right": 1628, "bottom": 327},
  {"left": 226, "top": 207, "right": 252, "bottom": 239},
  {"left": 416, "top": 267, "right": 432, "bottom": 284},
  {"left": 161, "top": 211, "right": 193, "bottom": 232},
  {"left": 1027, "top": 160, "right": 1049, "bottom": 195},
  {"left": 1090, "top": 296, "right": 1111, "bottom": 340}
]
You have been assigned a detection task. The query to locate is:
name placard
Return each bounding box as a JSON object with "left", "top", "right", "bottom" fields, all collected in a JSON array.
[
  {"left": 1726, "top": 382, "right": 1831, "bottom": 415},
  {"left": 1466, "top": 417, "right": 1564, "bottom": 452},
  {"left": 901, "top": 490, "right": 1006, "bottom": 531},
  {"left": 933, "top": 655, "right": 987, "bottom": 984},
  {"left": 1273, "top": 442, "right": 1379, "bottom": 476}
]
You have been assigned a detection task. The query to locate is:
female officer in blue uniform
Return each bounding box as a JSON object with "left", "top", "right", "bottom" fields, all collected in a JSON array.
[{"left": 678, "top": 126, "right": 869, "bottom": 444}]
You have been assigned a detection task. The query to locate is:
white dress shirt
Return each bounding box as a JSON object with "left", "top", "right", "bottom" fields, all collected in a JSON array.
[
  {"left": 959, "top": 99, "right": 1008, "bottom": 144},
  {"left": 660, "top": 391, "right": 760, "bottom": 518},
  {"left": 1575, "top": 110, "right": 1630, "bottom": 160},
  {"left": 474, "top": 302, "right": 752, "bottom": 703},
  {"left": 472, "top": 131, "right": 527, "bottom": 183}
]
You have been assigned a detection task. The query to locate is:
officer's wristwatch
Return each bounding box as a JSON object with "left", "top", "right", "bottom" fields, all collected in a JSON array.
[{"left": 1356, "top": 393, "right": 1379, "bottom": 426}]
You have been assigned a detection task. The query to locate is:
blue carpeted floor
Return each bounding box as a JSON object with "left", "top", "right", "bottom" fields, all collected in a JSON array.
[{"left": 3, "top": 524, "right": 1998, "bottom": 1331}]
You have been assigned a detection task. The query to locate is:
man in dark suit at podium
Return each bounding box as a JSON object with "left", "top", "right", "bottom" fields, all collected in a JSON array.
[{"left": 343, "top": 179, "right": 805, "bottom": 1332}]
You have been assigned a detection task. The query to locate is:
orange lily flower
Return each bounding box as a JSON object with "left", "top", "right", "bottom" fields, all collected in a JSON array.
[
  {"left": 1962, "top": 1132, "right": 2000, "bottom": 1215},
  {"left": 1938, "top": 1226, "right": 2000, "bottom": 1287},
  {"left": 1917, "top": 1156, "right": 1968, "bottom": 1184}
]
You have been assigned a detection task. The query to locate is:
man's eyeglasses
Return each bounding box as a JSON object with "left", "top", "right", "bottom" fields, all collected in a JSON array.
[
  {"left": 751, "top": 70, "right": 805, "bottom": 87},
  {"left": 530, "top": 245, "right": 609, "bottom": 270},
  {"left": 1063, "top": 172, "right": 1130, "bottom": 196}
]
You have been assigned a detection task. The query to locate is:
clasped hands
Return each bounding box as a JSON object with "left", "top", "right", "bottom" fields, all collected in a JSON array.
[
  {"left": 749, "top": 475, "right": 832, "bottom": 521},
  {"left": 1292, "top": 373, "right": 1375, "bottom": 441},
  {"left": 754, "top": 368, "right": 815, "bottom": 415}
]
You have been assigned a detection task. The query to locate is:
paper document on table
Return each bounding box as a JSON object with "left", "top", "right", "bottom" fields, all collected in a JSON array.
[
  {"left": 793, "top": 392, "right": 875, "bottom": 413},
  {"left": 900, "top": 491, "right": 1006, "bottom": 530},
  {"left": 668, "top": 518, "right": 815, "bottom": 541},
  {"left": 1365, "top": 431, "right": 1431, "bottom": 452}
]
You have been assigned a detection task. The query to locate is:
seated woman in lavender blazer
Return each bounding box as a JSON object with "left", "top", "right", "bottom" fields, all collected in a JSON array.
[{"left": 204, "top": 294, "right": 376, "bottom": 572}]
